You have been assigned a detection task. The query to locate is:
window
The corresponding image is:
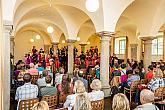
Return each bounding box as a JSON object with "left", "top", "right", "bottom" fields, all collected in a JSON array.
[
  {"left": 115, "top": 37, "right": 126, "bottom": 54},
  {"left": 152, "top": 37, "right": 163, "bottom": 55}
]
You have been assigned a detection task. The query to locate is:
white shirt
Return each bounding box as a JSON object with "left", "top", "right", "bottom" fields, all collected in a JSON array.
[
  {"left": 55, "top": 73, "right": 64, "bottom": 86},
  {"left": 88, "top": 90, "right": 104, "bottom": 101},
  {"left": 64, "top": 92, "right": 87, "bottom": 110}
]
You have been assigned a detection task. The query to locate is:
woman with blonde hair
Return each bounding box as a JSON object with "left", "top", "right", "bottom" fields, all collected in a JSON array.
[
  {"left": 64, "top": 80, "right": 91, "bottom": 110},
  {"left": 88, "top": 79, "right": 104, "bottom": 101},
  {"left": 112, "top": 93, "right": 130, "bottom": 110},
  {"left": 32, "top": 101, "right": 49, "bottom": 110}
]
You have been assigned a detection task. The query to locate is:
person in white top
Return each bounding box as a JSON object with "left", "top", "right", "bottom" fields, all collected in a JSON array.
[
  {"left": 88, "top": 79, "right": 104, "bottom": 101},
  {"left": 64, "top": 80, "right": 90, "bottom": 110},
  {"left": 55, "top": 67, "right": 64, "bottom": 86}
]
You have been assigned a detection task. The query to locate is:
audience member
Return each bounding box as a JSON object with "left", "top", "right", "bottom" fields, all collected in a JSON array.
[
  {"left": 112, "top": 93, "right": 130, "bottom": 110},
  {"left": 88, "top": 79, "right": 104, "bottom": 101},
  {"left": 148, "top": 68, "right": 165, "bottom": 91},
  {"left": 55, "top": 67, "right": 64, "bottom": 86},
  {"left": 74, "top": 94, "right": 91, "bottom": 110},
  {"left": 145, "top": 65, "right": 154, "bottom": 81},
  {"left": 15, "top": 73, "right": 38, "bottom": 108},
  {"left": 40, "top": 75, "right": 57, "bottom": 96},
  {"left": 78, "top": 70, "right": 88, "bottom": 92},
  {"left": 64, "top": 80, "right": 87, "bottom": 110},
  {"left": 134, "top": 89, "right": 159, "bottom": 110},
  {"left": 37, "top": 70, "right": 48, "bottom": 88},
  {"left": 27, "top": 63, "right": 39, "bottom": 75}
]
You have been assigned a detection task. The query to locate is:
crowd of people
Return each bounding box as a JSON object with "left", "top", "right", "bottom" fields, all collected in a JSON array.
[{"left": 11, "top": 45, "right": 165, "bottom": 110}]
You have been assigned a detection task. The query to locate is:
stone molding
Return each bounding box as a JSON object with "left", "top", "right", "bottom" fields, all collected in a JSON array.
[
  {"left": 66, "top": 39, "right": 76, "bottom": 43},
  {"left": 96, "top": 31, "right": 115, "bottom": 37},
  {"left": 51, "top": 42, "right": 59, "bottom": 45},
  {"left": 139, "top": 36, "right": 155, "bottom": 41}
]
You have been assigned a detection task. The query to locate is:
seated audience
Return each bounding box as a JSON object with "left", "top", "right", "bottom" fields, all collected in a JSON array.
[
  {"left": 112, "top": 93, "right": 130, "bottom": 110},
  {"left": 15, "top": 73, "right": 38, "bottom": 107},
  {"left": 32, "top": 101, "right": 49, "bottom": 110},
  {"left": 88, "top": 79, "right": 104, "bottom": 101},
  {"left": 40, "top": 75, "right": 57, "bottom": 96},
  {"left": 64, "top": 80, "right": 87, "bottom": 110},
  {"left": 78, "top": 70, "right": 88, "bottom": 92},
  {"left": 79, "top": 60, "right": 86, "bottom": 69},
  {"left": 148, "top": 68, "right": 165, "bottom": 91},
  {"left": 145, "top": 65, "right": 154, "bottom": 81},
  {"left": 112, "top": 64, "right": 121, "bottom": 78},
  {"left": 134, "top": 89, "right": 159, "bottom": 110},
  {"left": 57, "top": 74, "right": 74, "bottom": 95},
  {"left": 55, "top": 67, "right": 64, "bottom": 86},
  {"left": 27, "top": 63, "right": 39, "bottom": 75},
  {"left": 74, "top": 94, "right": 91, "bottom": 110},
  {"left": 73, "top": 68, "right": 79, "bottom": 83},
  {"left": 126, "top": 68, "right": 140, "bottom": 88},
  {"left": 37, "top": 70, "right": 48, "bottom": 88}
]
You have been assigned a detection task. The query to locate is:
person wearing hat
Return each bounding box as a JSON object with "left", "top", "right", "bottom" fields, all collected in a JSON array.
[{"left": 88, "top": 79, "right": 104, "bottom": 101}]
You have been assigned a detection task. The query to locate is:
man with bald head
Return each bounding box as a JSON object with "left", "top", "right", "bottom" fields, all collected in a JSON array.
[{"left": 134, "top": 89, "right": 159, "bottom": 110}]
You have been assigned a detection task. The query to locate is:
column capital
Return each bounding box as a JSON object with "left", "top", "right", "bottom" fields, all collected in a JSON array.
[
  {"left": 139, "top": 36, "right": 155, "bottom": 41},
  {"left": 96, "top": 31, "right": 115, "bottom": 37},
  {"left": 79, "top": 43, "right": 87, "bottom": 46},
  {"left": 66, "top": 39, "right": 76, "bottom": 43},
  {"left": 3, "top": 24, "right": 13, "bottom": 34},
  {"left": 51, "top": 42, "right": 59, "bottom": 45}
]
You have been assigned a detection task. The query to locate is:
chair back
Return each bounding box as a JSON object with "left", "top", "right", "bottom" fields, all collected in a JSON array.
[
  {"left": 31, "top": 75, "right": 39, "bottom": 84},
  {"left": 154, "top": 87, "right": 164, "bottom": 98},
  {"left": 130, "top": 80, "right": 140, "bottom": 91},
  {"left": 140, "top": 79, "right": 148, "bottom": 84},
  {"left": 91, "top": 99, "right": 104, "bottom": 110},
  {"left": 41, "top": 95, "right": 58, "bottom": 109},
  {"left": 19, "top": 98, "right": 39, "bottom": 110},
  {"left": 55, "top": 108, "right": 68, "bottom": 110},
  {"left": 59, "top": 93, "right": 68, "bottom": 104}
]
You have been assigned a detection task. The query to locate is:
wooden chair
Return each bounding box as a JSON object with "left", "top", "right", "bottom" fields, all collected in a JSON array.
[
  {"left": 31, "top": 75, "right": 39, "bottom": 84},
  {"left": 59, "top": 93, "right": 68, "bottom": 104},
  {"left": 154, "top": 87, "right": 164, "bottom": 101},
  {"left": 55, "top": 108, "right": 68, "bottom": 110},
  {"left": 91, "top": 99, "right": 104, "bottom": 110},
  {"left": 140, "top": 79, "right": 148, "bottom": 84},
  {"left": 18, "top": 98, "right": 39, "bottom": 110},
  {"left": 124, "top": 80, "right": 140, "bottom": 102},
  {"left": 41, "top": 95, "right": 58, "bottom": 109}
]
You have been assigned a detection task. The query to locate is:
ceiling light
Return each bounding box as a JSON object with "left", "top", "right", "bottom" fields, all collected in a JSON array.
[
  {"left": 36, "top": 35, "right": 41, "bottom": 40},
  {"left": 47, "top": 26, "right": 54, "bottom": 33},
  {"left": 86, "top": 0, "right": 99, "bottom": 12},
  {"left": 30, "top": 39, "right": 34, "bottom": 43},
  {"left": 87, "top": 41, "right": 90, "bottom": 45},
  {"left": 77, "top": 37, "right": 80, "bottom": 41},
  {"left": 62, "top": 40, "right": 65, "bottom": 44}
]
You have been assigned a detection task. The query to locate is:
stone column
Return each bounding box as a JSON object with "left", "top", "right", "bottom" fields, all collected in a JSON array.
[
  {"left": 124, "top": 36, "right": 128, "bottom": 62},
  {"left": 10, "top": 36, "right": 15, "bottom": 63},
  {"left": 98, "top": 31, "right": 113, "bottom": 97},
  {"left": 3, "top": 24, "right": 12, "bottom": 110},
  {"left": 44, "top": 44, "right": 50, "bottom": 54},
  {"left": 52, "top": 42, "right": 59, "bottom": 55},
  {"left": 163, "top": 31, "right": 165, "bottom": 61},
  {"left": 0, "top": 1, "right": 4, "bottom": 109},
  {"left": 79, "top": 43, "right": 87, "bottom": 53},
  {"left": 140, "top": 37, "right": 154, "bottom": 68},
  {"left": 67, "top": 39, "right": 76, "bottom": 74}
]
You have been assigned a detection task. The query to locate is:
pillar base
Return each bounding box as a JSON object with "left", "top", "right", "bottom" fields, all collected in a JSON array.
[{"left": 102, "top": 85, "right": 111, "bottom": 97}]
